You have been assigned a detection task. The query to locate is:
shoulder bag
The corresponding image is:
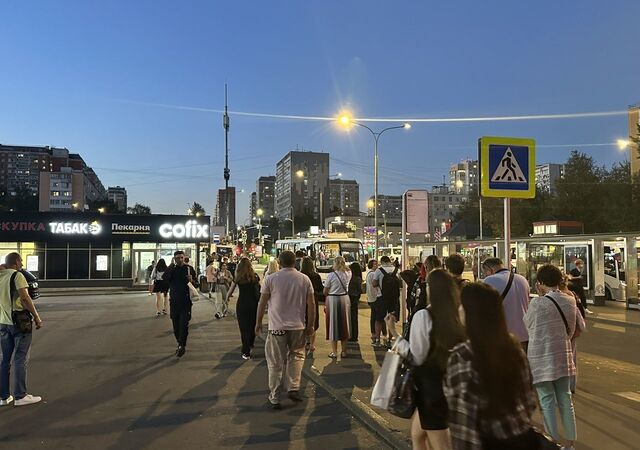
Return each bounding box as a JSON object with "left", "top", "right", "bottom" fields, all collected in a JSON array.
[
  {"left": 544, "top": 295, "right": 571, "bottom": 336},
  {"left": 9, "top": 271, "right": 33, "bottom": 334}
]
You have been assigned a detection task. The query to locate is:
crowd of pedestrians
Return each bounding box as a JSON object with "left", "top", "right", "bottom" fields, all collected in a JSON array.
[{"left": 0, "top": 247, "right": 587, "bottom": 450}]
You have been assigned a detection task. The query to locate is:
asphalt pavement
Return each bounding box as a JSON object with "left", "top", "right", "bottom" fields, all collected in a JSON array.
[{"left": 0, "top": 292, "right": 389, "bottom": 450}]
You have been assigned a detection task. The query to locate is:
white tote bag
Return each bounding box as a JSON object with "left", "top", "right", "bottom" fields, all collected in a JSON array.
[
  {"left": 370, "top": 349, "right": 402, "bottom": 410},
  {"left": 187, "top": 282, "right": 200, "bottom": 302}
]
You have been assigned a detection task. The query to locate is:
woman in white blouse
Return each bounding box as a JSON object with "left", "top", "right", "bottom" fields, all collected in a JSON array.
[
  {"left": 323, "top": 256, "right": 352, "bottom": 359},
  {"left": 386, "top": 269, "right": 465, "bottom": 450},
  {"left": 525, "top": 264, "right": 578, "bottom": 449}
]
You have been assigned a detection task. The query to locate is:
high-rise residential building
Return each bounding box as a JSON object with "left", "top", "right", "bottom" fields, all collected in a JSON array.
[
  {"left": 428, "top": 191, "right": 467, "bottom": 235},
  {"left": 629, "top": 104, "right": 640, "bottom": 175},
  {"left": 366, "top": 194, "right": 403, "bottom": 219},
  {"left": 449, "top": 159, "right": 478, "bottom": 195},
  {"left": 107, "top": 186, "right": 128, "bottom": 212},
  {"left": 535, "top": 163, "right": 565, "bottom": 195},
  {"left": 0, "top": 145, "right": 106, "bottom": 211},
  {"left": 329, "top": 178, "right": 359, "bottom": 216},
  {"left": 275, "top": 151, "right": 329, "bottom": 223},
  {"left": 249, "top": 191, "right": 257, "bottom": 222},
  {"left": 215, "top": 186, "right": 236, "bottom": 232},
  {"left": 256, "top": 175, "right": 276, "bottom": 219}
]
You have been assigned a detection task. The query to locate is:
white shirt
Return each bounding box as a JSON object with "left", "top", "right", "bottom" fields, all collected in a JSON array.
[
  {"left": 324, "top": 270, "right": 352, "bottom": 296},
  {"left": 395, "top": 309, "right": 433, "bottom": 365},
  {"left": 483, "top": 269, "right": 531, "bottom": 342},
  {"left": 366, "top": 270, "right": 381, "bottom": 302}
]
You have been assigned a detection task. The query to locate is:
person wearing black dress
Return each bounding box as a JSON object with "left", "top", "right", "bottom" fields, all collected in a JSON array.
[
  {"left": 347, "top": 262, "right": 363, "bottom": 342},
  {"left": 226, "top": 257, "right": 261, "bottom": 360},
  {"left": 300, "top": 256, "right": 323, "bottom": 353}
]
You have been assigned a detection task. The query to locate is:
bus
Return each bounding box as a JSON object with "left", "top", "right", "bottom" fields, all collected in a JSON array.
[{"left": 275, "top": 237, "right": 367, "bottom": 275}]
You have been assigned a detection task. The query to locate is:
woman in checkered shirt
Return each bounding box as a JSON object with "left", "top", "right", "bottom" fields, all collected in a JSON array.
[{"left": 444, "top": 283, "right": 539, "bottom": 450}]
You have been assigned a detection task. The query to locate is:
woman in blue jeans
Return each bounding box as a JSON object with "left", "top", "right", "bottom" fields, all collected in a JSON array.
[{"left": 525, "top": 264, "right": 578, "bottom": 450}]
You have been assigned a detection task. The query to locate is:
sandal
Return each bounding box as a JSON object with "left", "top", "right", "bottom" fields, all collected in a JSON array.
[{"left": 328, "top": 353, "right": 337, "bottom": 359}]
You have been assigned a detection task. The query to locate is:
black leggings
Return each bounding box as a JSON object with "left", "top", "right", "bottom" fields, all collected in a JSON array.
[
  {"left": 236, "top": 300, "right": 258, "bottom": 355},
  {"left": 349, "top": 295, "right": 360, "bottom": 340}
]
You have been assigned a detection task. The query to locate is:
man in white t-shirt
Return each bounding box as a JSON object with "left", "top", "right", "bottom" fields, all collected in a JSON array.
[
  {"left": 482, "top": 257, "right": 531, "bottom": 351},
  {"left": 255, "top": 250, "right": 315, "bottom": 409}
]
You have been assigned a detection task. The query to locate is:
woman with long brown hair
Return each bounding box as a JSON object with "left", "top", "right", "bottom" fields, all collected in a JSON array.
[
  {"left": 444, "top": 282, "right": 538, "bottom": 449},
  {"left": 386, "top": 268, "right": 465, "bottom": 450},
  {"left": 226, "top": 257, "right": 261, "bottom": 360}
]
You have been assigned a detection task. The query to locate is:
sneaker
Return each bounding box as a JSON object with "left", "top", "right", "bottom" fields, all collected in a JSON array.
[
  {"left": 0, "top": 395, "right": 14, "bottom": 406},
  {"left": 176, "top": 346, "right": 186, "bottom": 358},
  {"left": 156, "top": 311, "right": 161, "bottom": 317},
  {"left": 241, "top": 353, "right": 251, "bottom": 360},
  {"left": 585, "top": 308, "right": 594, "bottom": 314},
  {"left": 162, "top": 309, "right": 167, "bottom": 315},
  {"left": 267, "top": 400, "right": 281, "bottom": 410},
  {"left": 288, "top": 391, "right": 303, "bottom": 402},
  {"left": 14, "top": 394, "right": 42, "bottom": 406},
  {"left": 214, "top": 313, "right": 221, "bottom": 319}
]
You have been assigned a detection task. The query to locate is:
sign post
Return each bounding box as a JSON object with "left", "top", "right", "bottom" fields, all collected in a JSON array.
[
  {"left": 402, "top": 190, "right": 429, "bottom": 323},
  {"left": 479, "top": 136, "right": 536, "bottom": 269}
]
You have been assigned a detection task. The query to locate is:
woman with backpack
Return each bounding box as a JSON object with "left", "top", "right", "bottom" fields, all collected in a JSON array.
[
  {"left": 323, "top": 256, "right": 352, "bottom": 359},
  {"left": 226, "top": 257, "right": 261, "bottom": 360},
  {"left": 385, "top": 269, "right": 466, "bottom": 450},
  {"left": 525, "top": 264, "right": 578, "bottom": 449},
  {"left": 444, "top": 282, "right": 539, "bottom": 449},
  {"left": 347, "top": 262, "right": 363, "bottom": 342}
]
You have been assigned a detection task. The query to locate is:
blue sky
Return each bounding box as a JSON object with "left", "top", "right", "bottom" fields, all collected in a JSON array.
[{"left": 1, "top": 1, "right": 638, "bottom": 223}]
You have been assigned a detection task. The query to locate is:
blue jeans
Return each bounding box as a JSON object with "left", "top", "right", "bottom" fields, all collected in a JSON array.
[
  {"left": 534, "top": 376, "right": 577, "bottom": 442},
  {"left": 0, "top": 324, "right": 33, "bottom": 400}
]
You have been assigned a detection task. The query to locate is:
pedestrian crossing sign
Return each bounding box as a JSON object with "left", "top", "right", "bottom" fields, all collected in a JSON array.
[{"left": 479, "top": 136, "right": 535, "bottom": 198}]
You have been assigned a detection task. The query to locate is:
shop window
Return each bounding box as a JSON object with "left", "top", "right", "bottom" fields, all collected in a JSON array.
[
  {"left": 90, "top": 247, "right": 111, "bottom": 279},
  {"left": 46, "top": 247, "right": 68, "bottom": 279},
  {"left": 69, "top": 248, "right": 89, "bottom": 279}
]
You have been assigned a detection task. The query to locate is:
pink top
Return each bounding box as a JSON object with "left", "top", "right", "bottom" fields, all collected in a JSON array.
[
  {"left": 261, "top": 267, "right": 313, "bottom": 330},
  {"left": 206, "top": 265, "right": 217, "bottom": 283}
]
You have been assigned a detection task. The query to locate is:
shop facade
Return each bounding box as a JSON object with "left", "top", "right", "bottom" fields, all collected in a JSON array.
[{"left": 0, "top": 212, "right": 211, "bottom": 288}]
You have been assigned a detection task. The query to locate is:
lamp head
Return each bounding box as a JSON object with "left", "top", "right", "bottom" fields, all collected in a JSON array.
[
  {"left": 403, "top": 123, "right": 412, "bottom": 129},
  {"left": 617, "top": 139, "right": 630, "bottom": 150}
]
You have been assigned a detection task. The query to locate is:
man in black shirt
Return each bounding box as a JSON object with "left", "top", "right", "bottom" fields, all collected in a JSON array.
[{"left": 165, "top": 250, "right": 193, "bottom": 357}]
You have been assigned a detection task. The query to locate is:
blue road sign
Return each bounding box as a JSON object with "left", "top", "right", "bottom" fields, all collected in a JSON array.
[{"left": 480, "top": 136, "right": 535, "bottom": 198}]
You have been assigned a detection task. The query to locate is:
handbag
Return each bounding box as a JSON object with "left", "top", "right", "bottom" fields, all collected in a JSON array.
[
  {"left": 9, "top": 271, "right": 33, "bottom": 334},
  {"left": 387, "top": 357, "right": 416, "bottom": 418}
]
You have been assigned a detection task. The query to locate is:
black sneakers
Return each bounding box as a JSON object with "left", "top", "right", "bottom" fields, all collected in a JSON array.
[{"left": 176, "top": 346, "right": 186, "bottom": 357}]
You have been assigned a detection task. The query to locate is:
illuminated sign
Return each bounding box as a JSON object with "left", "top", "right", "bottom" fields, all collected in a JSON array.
[
  {"left": 158, "top": 220, "right": 208, "bottom": 239},
  {"left": 111, "top": 223, "right": 151, "bottom": 235},
  {"left": 49, "top": 221, "right": 102, "bottom": 235},
  {"left": 96, "top": 255, "right": 109, "bottom": 271}
]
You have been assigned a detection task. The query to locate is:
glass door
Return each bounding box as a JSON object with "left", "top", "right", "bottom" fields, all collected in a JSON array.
[{"left": 133, "top": 250, "right": 156, "bottom": 285}]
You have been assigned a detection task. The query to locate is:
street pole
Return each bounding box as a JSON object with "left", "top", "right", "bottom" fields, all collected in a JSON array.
[
  {"left": 223, "top": 84, "right": 231, "bottom": 241},
  {"left": 504, "top": 198, "right": 511, "bottom": 269},
  {"left": 374, "top": 137, "right": 379, "bottom": 259}
]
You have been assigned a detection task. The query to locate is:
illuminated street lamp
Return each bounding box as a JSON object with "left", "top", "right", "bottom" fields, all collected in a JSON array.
[
  {"left": 256, "top": 208, "right": 264, "bottom": 247},
  {"left": 338, "top": 112, "right": 411, "bottom": 258},
  {"left": 98, "top": 207, "right": 106, "bottom": 214},
  {"left": 617, "top": 139, "right": 630, "bottom": 150}
]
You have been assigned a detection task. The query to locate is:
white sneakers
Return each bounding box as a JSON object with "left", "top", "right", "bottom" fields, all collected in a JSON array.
[
  {"left": 14, "top": 394, "right": 42, "bottom": 406},
  {"left": 0, "top": 395, "right": 14, "bottom": 406}
]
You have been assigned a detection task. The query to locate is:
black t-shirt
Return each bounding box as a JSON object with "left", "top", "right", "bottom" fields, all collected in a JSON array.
[{"left": 166, "top": 264, "right": 190, "bottom": 307}]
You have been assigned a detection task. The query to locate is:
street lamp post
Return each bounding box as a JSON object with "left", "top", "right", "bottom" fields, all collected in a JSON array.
[
  {"left": 338, "top": 115, "right": 410, "bottom": 258},
  {"left": 256, "top": 208, "right": 264, "bottom": 247}
]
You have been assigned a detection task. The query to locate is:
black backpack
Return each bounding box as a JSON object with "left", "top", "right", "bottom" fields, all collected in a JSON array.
[{"left": 379, "top": 267, "right": 400, "bottom": 303}]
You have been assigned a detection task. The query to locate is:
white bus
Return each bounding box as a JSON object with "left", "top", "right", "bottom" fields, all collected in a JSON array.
[{"left": 275, "top": 237, "right": 367, "bottom": 274}]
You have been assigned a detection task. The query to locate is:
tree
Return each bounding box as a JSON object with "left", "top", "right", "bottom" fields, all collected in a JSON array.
[
  {"left": 189, "top": 202, "right": 206, "bottom": 216},
  {"left": 127, "top": 203, "right": 152, "bottom": 215},
  {"left": 0, "top": 187, "right": 38, "bottom": 212},
  {"left": 88, "top": 199, "right": 120, "bottom": 214}
]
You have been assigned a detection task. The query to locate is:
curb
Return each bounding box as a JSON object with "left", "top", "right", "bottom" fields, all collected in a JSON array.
[
  {"left": 587, "top": 315, "right": 640, "bottom": 329},
  {"left": 302, "top": 363, "right": 411, "bottom": 450}
]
